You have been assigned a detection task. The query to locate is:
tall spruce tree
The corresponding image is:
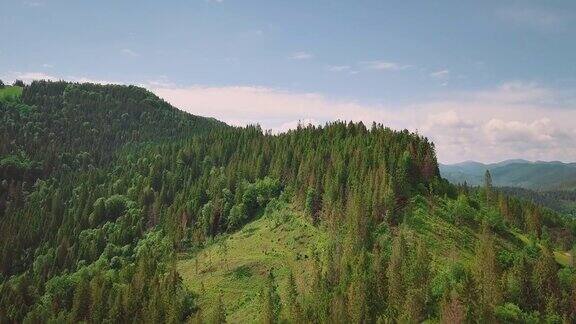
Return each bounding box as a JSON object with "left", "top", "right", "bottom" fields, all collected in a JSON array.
[
  {"left": 473, "top": 225, "right": 502, "bottom": 321},
  {"left": 484, "top": 170, "right": 493, "bottom": 203}
]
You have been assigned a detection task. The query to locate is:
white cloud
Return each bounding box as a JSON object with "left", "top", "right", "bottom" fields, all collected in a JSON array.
[
  {"left": 422, "top": 110, "right": 474, "bottom": 131},
  {"left": 146, "top": 78, "right": 177, "bottom": 88},
  {"left": 5, "top": 72, "right": 59, "bottom": 82},
  {"left": 150, "top": 85, "right": 404, "bottom": 130},
  {"left": 120, "top": 48, "right": 139, "bottom": 57},
  {"left": 24, "top": 1, "right": 45, "bottom": 7},
  {"left": 468, "top": 81, "right": 554, "bottom": 105},
  {"left": 326, "top": 65, "right": 351, "bottom": 72},
  {"left": 0, "top": 71, "right": 123, "bottom": 85},
  {"left": 483, "top": 118, "right": 565, "bottom": 146},
  {"left": 73, "top": 77, "right": 125, "bottom": 85},
  {"left": 430, "top": 69, "right": 450, "bottom": 80},
  {"left": 151, "top": 81, "right": 576, "bottom": 163},
  {"left": 4, "top": 71, "right": 574, "bottom": 163},
  {"left": 497, "top": 5, "right": 567, "bottom": 30},
  {"left": 290, "top": 52, "right": 314, "bottom": 60},
  {"left": 362, "top": 60, "right": 412, "bottom": 71}
]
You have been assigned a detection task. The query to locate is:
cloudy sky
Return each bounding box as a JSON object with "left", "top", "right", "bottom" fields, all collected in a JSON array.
[{"left": 1, "top": 0, "right": 575, "bottom": 163}]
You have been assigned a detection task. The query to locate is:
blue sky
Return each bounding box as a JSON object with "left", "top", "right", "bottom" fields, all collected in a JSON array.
[{"left": 1, "top": 0, "right": 576, "bottom": 163}]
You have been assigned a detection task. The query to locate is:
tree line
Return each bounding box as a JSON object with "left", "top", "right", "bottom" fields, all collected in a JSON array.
[{"left": 1, "top": 81, "right": 575, "bottom": 323}]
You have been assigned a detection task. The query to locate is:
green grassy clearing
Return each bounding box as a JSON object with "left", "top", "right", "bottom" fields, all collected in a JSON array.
[
  {"left": 0, "top": 86, "right": 23, "bottom": 101},
  {"left": 178, "top": 199, "right": 574, "bottom": 321},
  {"left": 177, "top": 207, "right": 327, "bottom": 322}
]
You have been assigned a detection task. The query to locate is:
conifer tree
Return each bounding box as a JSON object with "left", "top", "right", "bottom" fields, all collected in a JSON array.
[
  {"left": 387, "top": 230, "right": 407, "bottom": 316},
  {"left": 261, "top": 270, "right": 281, "bottom": 324},
  {"left": 372, "top": 244, "right": 388, "bottom": 315},
  {"left": 507, "top": 253, "right": 534, "bottom": 311},
  {"left": 532, "top": 246, "right": 560, "bottom": 313},
  {"left": 484, "top": 170, "right": 493, "bottom": 203},
  {"left": 571, "top": 244, "right": 576, "bottom": 268},
  {"left": 347, "top": 250, "right": 369, "bottom": 323},
  {"left": 473, "top": 225, "right": 501, "bottom": 321},
  {"left": 211, "top": 292, "right": 226, "bottom": 324},
  {"left": 284, "top": 271, "right": 302, "bottom": 323},
  {"left": 71, "top": 276, "right": 91, "bottom": 322}
]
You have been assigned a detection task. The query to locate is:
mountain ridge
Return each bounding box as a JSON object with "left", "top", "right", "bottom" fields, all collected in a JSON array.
[
  {"left": 2, "top": 81, "right": 576, "bottom": 323},
  {"left": 440, "top": 159, "right": 576, "bottom": 190}
]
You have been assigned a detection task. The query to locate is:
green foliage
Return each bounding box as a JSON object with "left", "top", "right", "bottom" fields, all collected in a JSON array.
[
  {"left": 231, "top": 265, "right": 252, "bottom": 280},
  {"left": 494, "top": 303, "right": 538, "bottom": 323},
  {"left": 260, "top": 270, "right": 281, "bottom": 324},
  {"left": 104, "top": 194, "right": 129, "bottom": 220},
  {"left": 305, "top": 187, "right": 321, "bottom": 222},
  {"left": 1, "top": 80, "right": 575, "bottom": 323},
  {"left": 0, "top": 154, "right": 42, "bottom": 181},
  {"left": 0, "top": 86, "right": 23, "bottom": 102}
]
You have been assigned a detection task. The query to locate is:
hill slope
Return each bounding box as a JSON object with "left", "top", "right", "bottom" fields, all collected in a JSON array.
[
  {"left": 1, "top": 81, "right": 575, "bottom": 323},
  {"left": 440, "top": 160, "right": 576, "bottom": 190},
  {"left": 1, "top": 80, "right": 223, "bottom": 179},
  {"left": 178, "top": 205, "right": 327, "bottom": 322}
]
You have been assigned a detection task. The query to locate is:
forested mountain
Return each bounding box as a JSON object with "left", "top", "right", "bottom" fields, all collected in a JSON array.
[
  {"left": 2, "top": 81, "right": 576, "bottom": 323},
  {"left": 499, "top": 187, "right": 576, "bottom": 218},
  {"left": 440, "top": 160, "right": 576, "bottom": 190},
  {"left": 1, "top": 81, "right": 222, "bottom": 180}
]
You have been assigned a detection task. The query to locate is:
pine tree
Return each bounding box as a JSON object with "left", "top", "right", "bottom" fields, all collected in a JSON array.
[
  {"left": 305, "top": 187, "right": 320, "bottom": 223},
  {"left": 525, "top": 207, "right": 542, "bottom": 239},
  {"left": 372, "top": 244, "right": 388, "bottom": 315},
  {"left": 71, "top": 275, "right": 91, "bottom": 322},
  {"left": 498, "top": 193, "right": 512, "bottom": 225},
  {"left": 211, "top": 292, "right": 226, "bottom": 324},
  {"left": 387, "top": 230, "right": 407, "bottom": 316},
  {"left": 89, "top": 274, "right": 107, "bottom": 323},
  {"left": 347, "top": 251, "right": 369, "bottom": 323},
  {"left": 401, "top": 238, "right": 431, "bottom": 322},
  {"left": 484, "top": 170, "right": 493, "bottom": 203},
  {"left": 284, "top": 271, "right": 302, "bottom": 323},
  {"left": 571, "top": 244, "right": 576, "bottom": 268},
  {"left": 261, "top": 270, "right": 281, "bottom": 324},
  {"left": 473, "top": 225, "right": 501, "bottom": 320},
  {"left": 532, "top": 246, "right": 560, "bottom": 313},
  {"left": 507, "top": 253, "right": 534, "bottom": 311}
]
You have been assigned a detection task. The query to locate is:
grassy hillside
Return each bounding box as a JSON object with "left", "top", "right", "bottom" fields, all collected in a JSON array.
[
  {"left": 178, "top": 193, "right": 575, "bottom": 322},
  {"left": 178, "top": 204, "right": 327, "bottom": 322},
  {"left": 2, "top": 81, "right": 576, "bottom": 323},
  {"left": 0, "top": 86, "right": 23, "bottom": 101}
]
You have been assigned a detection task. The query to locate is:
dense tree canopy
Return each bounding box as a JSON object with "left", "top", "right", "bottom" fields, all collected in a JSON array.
[{"left": 1, "top": 81, "right": 575, "bottom": 323}]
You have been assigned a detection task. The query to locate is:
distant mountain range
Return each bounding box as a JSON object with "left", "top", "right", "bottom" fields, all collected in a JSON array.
[{"left": 439, "top": 159, "right": 576, "bottom": 191}]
